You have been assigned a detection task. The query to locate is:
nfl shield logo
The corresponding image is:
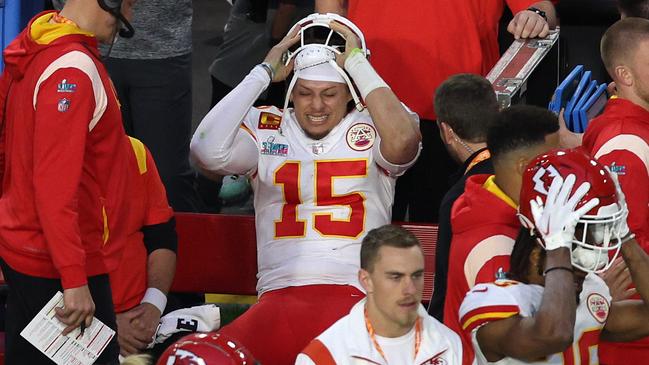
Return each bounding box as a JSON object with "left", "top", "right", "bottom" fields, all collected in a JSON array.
[{"left": 57, "top": 98, "right": 70, "bottom": 112}]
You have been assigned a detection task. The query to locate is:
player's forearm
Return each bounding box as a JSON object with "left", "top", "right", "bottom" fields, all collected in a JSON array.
[
  {"left": 190, "top": 66, "right": 267, "bottom": 173},
  {"left": 527, "top": 248, "right": 575, "bottom": 353},
  {"left": 146, "top": 249, "right": 176, "bottom": 296},
  {"left": 315, "top": 0, "right": 346, "bottom": 15},
  {"left": 344, "top": 52, "right": 421, "bottom": 164},
  {"left": 364, "top": 89, "right": 421, "bottom": 164}
]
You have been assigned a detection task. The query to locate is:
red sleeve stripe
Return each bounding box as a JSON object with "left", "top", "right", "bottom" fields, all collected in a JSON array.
[
  {"left": 461, "top": 305, "right": 519, "bottom": 333},
  {"left": 240, "top": 124, "right": 257, "bottom": 142},
  {"left": 301, "top": 339, "right": 336, "bottom": 365}
]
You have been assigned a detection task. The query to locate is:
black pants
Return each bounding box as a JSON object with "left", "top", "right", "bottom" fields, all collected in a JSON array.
[
  {"left": 0, "top": 260, "right": 119, "bottom": 365},
  {"left": 392, "top": 120, "right": 455, "bottom": 223},
  {"left": 106, "top": 54, "right": 202, "bottom": 212}
]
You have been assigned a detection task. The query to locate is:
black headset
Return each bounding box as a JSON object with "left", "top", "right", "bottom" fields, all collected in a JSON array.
[{"left": 97, "top": 0, "right": 135, "bottom": 39}]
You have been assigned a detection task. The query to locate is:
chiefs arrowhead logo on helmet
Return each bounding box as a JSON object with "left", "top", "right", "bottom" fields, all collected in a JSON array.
[
  {"left": 518, "top": 148, "right": 628, "bottom": 273},
  {"left": 157, "top": 333, "right": 258, "bottom": 365}
]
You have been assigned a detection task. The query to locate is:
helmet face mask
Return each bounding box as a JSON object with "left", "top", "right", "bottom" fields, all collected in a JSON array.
[
  {"left": 283, "top": 13, "right": 369, "bottom": 114},
  {"left": 570, "top": 203, "right": 627, "bottom": 273},
  {"left": 518, "top": 149, "right": 628, "bottom": 274}
]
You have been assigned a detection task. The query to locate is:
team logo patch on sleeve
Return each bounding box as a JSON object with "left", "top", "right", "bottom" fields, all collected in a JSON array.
[
  {"left": 57, "top": 98, "right": 71, "bottom": 112},
  {"left": 587, "top": 293, "right": 609, "bottom": 323},
  {"left": 57, "top": 79, "right": 77, "bottom": 93},
  {"left": 258, "top": 112, "right": 282, "bottom": 130},
  {"left": 346, "top": 123, "right": 376, "bottom": 151}
]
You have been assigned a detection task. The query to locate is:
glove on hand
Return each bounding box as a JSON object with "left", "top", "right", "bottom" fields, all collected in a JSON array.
[{"left": 531, "top": 174, "right": 600, "bottom": 251}]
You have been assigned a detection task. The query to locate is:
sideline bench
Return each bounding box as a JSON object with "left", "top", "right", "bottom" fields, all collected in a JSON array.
[{"left": 171, "top": 213, "right": 439, "bottom": 303}]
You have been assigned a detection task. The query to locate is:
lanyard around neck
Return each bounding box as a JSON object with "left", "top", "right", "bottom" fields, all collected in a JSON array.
[{"left": 364, "top": 306, "right": 422, "bottom": 363}]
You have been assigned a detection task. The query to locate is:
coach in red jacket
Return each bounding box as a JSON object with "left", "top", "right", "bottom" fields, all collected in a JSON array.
[{"left": 0, "top": 1, "right": 135, "bottom": 363}]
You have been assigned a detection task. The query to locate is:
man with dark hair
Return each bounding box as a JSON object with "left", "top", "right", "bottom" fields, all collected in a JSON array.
[
  {"left": 428, "top": 74, "right": 498, "bottom": 320},
  {"left": 0, "top": 0, "right": 136, "bottom": 362},
  {"left": 444, "top": 105, "right": 559, "bottom": 365},
  {"left": 296, "top": 225, "right": 462, "bottom": 364},
  {"left": 583, "top": 16, "right": 649, "bottom": 364},
  {"left": 460, "top": 148, "right": 649, "bottom": 365},
  {"left": 618, "top": 0, "right": 649, "bottom": 18}
]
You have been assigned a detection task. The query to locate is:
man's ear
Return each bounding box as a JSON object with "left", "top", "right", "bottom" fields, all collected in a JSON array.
[
  {"left": 438, "top": 121, "right": 453, "bottom": 145},
  {"left": 614, "top": 65, "right": 633, "bottom": 88},
  {"left": 515, "top": 154, "right": 529, "bottom": 177},
  {"left": 359, "top": 269, "right": 373, "bottom": 293}
]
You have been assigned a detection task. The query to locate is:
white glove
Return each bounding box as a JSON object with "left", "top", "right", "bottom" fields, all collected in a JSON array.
[{"left": 531, "top": 174, "right": 600, "bottom": 251}]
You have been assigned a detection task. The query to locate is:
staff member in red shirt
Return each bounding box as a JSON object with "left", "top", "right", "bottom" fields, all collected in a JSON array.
[{"left": 109, "top": 137, "right": 177, "bottom": 357}]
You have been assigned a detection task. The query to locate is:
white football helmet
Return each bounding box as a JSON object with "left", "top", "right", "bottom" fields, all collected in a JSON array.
[{"left": 282, "top": 13, "right": 370, "bottom": 113}]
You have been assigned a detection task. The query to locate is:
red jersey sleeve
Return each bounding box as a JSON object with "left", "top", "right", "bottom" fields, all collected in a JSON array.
[{"left": 33, "top": 68, "right": 95, "bottom": 289}]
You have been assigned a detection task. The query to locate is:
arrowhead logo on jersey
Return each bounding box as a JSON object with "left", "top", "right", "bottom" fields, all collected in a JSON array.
[
  {"left": 420, "top": 349, "right": 448, "bottom": 365},
  {"left": 346, "top": 123, "right": 376, "bottom": 151},
  {"left": 258, "top": 112, "right": 282, "bottom": 130},
  {"left": 532, "top": 164, "right": 560, "bottom": 194},
  {"left": 587, "top": 293, "right": 610, "bottom": 323},
  {"left": 261, "top": 136, "right": 289, "bottom": 156}
]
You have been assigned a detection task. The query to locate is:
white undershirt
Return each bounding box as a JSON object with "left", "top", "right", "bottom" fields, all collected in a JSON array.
[{"left": 375, "top": 325, "right": 416, "bottom": 364}]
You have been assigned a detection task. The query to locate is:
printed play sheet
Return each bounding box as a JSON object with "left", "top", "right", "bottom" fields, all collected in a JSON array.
[{"left": 20, "top": 291, "right": 115, "bottom": 365}]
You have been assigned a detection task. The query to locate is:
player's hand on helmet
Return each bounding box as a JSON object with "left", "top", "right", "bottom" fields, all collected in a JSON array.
[
  {"left": 55, "top": 285, "right": 95, "bottom": 336},
  {"left": 329, "top": 20, "right": 362, "bottom": 68},
  {"left": 508, "top": 9, "right": 549, "bottom": 40},
  {"left": 263, "top": 25, "right": 301, "bottom": 82},
  {"left": 531, "top": 174, "right": 600, "bottom": 251}
]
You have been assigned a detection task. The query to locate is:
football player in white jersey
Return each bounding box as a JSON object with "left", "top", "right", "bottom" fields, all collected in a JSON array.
[
  {"left": 459, "top": 148, "right": 649, "bottom": 365},
  {"left": 190, "top": 14, "right": 421, "bottom": 365}
]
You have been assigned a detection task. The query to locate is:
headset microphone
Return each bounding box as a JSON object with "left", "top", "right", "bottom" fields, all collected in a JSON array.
[{"left": 97, "top": 0, "right": 134, "bottom": 39}]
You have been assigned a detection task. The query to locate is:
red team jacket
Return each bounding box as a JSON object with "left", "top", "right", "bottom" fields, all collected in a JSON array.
[
  {"left": 583, "top": 98, "right": 649, "bottom": 364},
  {"left": 0, "top": 12, "right": 128, "bottom": 289},
  {"left": 444, "top": 174, "right": 520, "bottom": 365}
]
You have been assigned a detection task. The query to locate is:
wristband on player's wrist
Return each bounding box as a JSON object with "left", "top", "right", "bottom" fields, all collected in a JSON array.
[
  {"left": 259, "top": 62, "right": 275, "bottom": 81},
  {"left": 543, "top": 266, "right": 573, "bottom": 276},
  {"left": 141, "top": 287, "right": 167, "bottom": 314},
  {"left": 344, "top": 49, "right": 389, "bottom": 100}
]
